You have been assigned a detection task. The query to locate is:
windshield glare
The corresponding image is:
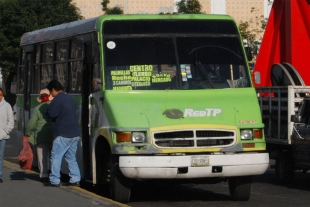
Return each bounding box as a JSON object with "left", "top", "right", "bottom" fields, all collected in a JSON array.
[{"left": 105, "top": 36, "right": 250, "bottom": 90}]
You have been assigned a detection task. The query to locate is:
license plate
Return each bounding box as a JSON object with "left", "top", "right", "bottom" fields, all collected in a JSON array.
[{"left": 191, "top": 156, "right": 209, "bottom": 167}]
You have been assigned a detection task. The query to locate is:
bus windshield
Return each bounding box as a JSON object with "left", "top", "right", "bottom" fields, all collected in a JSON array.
[{"left": 104, "top": 20, "right": 250, "bottom": 90}]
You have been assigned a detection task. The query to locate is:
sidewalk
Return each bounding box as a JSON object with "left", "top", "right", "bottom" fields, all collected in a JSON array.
[{"left": 0, "top": 161, "right": 127, "bottom": 207}]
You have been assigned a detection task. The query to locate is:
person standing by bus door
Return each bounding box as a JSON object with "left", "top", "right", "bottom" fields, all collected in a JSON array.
[
  {"left": 0, "top": 88, "right": 14, "bottom": 183},
  {"left": 44, "top": 80, "right": 81, "bottom": 187},
  {"left": 26, "top": 89, "right": 54, "bottom": 183}
]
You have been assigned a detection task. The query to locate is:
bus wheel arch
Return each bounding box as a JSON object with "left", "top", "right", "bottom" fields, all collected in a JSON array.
[
  {"left": 95, "top": 136, "right": 110, "bottom": 185},
  {"left": 94, "top": 136, "right": 131, "bottom": 203}
]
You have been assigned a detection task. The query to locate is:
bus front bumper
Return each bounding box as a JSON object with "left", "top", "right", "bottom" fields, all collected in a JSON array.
[{"left": 119, "top": 153, "right": 269, "bottom": 179}]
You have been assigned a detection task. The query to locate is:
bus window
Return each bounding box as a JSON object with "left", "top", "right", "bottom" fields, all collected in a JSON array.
[
  {"left": 25, "top": 54, "right": 31, "bottom": 109},
  {"left": 20, "top": 48, "right": 26, "bottom": 65},
  {"left": 18, "top": 48, "right": 26, "bottom": 94},
  {"left": 69, "top": 37, "right": 83, "bottom": 93},
  {"left": 55, "top": 63, "right": 67, "bottom": 89},
  {"left": 92, "top": 58, "right": 102, "bottom": 92},
  {"left": 33, "top": 66, "right": 40, "bottom": 94},
  {"left": 105, "top": 37, "right": 176, "bottom": 90},
  {"left": 42, "top": 43, "right": 54, "bottom": 63},
  {"left": 35, "top": 45, "right": 41, "bottom": 63},
  {"left": 91, "top": 32, "right": 102, "bottom": 92},
  {"left": 104, "top": 35, "right": 250, "bottom": 90},
  {"left": 151, "top": 64, "right": 177, "bottom": 90},
  {"left": 56, "top": 41, "right": 68, "bottom": 61},
  {"left": 33, "top": 45, "right": 41, "bottom": 94},
  {"left": 70, "top": 61, "right": 82, "bottom": 92},
  {"left": 71, "top": 38, "right": 83, "bottom": 59},
  {"left": 18, "top": 72, "right": 24, "bottom": 93},
  {"left": 175, "top": 36, "right": 250, "bottom": 89},
  {"left": 41, "top": 65, "right": 53, "bottom": 89}
]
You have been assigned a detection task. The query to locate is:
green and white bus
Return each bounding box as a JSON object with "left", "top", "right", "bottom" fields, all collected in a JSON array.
[{"left": 17, "top": 14, "right": 269, "bottom": 203}]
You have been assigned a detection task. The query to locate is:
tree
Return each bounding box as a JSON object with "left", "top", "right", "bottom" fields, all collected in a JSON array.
[
  {"left": 0, "top": 0, "right": 83, "bottom": 94},
  {"left": 101, "top": 0, "right": 123, "bottom": 15},
  {"left": 238, "top": 7, "right": 267, "bottom": 60},
  {"left": 176, "top": 0, "right": 203, "bottom": 14}
]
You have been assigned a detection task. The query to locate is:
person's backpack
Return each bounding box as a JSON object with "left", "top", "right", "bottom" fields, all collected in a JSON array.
[{"left": 17, "top": 136, "right": 33, "bottom": 170}]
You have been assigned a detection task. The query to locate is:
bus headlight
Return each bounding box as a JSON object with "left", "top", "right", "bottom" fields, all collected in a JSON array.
[
  {"left": 132, "top": 132, "right": 145, "bottom": 143},
  {"left": 241, "top": 129, "right": 253, "bottom": 140}
]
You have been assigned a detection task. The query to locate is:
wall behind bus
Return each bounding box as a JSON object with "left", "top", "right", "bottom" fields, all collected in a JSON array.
[{"left": 73, "top": 0, "right": 271, "bottom": 26}]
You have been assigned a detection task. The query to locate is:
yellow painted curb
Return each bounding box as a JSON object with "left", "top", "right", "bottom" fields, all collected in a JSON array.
[{"left": 4, "top": 160, "right": 39, "bottom": 174}]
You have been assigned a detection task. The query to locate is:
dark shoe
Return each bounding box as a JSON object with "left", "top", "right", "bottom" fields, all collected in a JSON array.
[
  {"left": 44, "top": 182, "right": 60, "bottom": 187},
  {"left": 63, "top": 182, "right": 80, "bottom": 187},
  {"left": 0, "top": 178, "right": 3, "bottom": 183},
  {"left": 40, "top": 177, "right": 49, "bottom": 183},
  {"left": 68, "top": 182, "right": 80, "bottom": 187}
]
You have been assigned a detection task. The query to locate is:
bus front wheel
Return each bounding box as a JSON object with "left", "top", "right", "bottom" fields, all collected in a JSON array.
[
  {"left": 109, "top": 155, "right": 131, "bottom": 203},
  {"left": 228, "top": 176, "right": 252, "bottom": 201}
]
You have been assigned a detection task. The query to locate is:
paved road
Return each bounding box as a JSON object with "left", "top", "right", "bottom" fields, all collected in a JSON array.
[{"left": 126, "top": 168, "right": 310, "bottom": 207}]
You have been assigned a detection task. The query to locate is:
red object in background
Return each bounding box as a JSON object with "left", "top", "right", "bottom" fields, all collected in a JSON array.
[{"left": 253, "top": 0, "right": 310, "bottom": 87}]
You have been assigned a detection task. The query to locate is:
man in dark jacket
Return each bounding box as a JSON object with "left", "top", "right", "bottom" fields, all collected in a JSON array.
[{"left": 45, "top": 80, "right": 81, "bottom": 187}]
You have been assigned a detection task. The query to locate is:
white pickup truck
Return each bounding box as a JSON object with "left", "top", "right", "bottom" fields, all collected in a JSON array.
[{"left": 256, "top": 85, "right": 310, "bottom": 183}]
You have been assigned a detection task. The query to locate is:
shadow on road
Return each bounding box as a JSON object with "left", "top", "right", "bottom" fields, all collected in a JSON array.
[
  {"left": 253, "top": 168, "right": 310, "bottom": 192},
  {"left": 130, "top": 181, "right": 231, "bottom": 202},
  {"left": 9, "top": 171, "right": 39, "bottom": 182}
]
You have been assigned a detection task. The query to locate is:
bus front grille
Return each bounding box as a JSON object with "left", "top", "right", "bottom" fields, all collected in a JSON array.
[{"left": 153, "top": 130, "right": 235, "bottom": 148}]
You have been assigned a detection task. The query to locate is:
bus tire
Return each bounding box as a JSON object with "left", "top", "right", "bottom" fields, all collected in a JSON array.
[
  {"left": 109, "top": 155, "right": 131, "bottom": 203},
  {"left": 275, "top": 152, "right": 294, "bottom": 184},
  {"left": 228, "top": 176, "right": 252, "bottom": 201}
]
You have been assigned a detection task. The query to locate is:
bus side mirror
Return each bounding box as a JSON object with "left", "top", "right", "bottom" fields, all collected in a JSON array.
[{"left": 291, "top": 114, "right": 303, "bottom": 123}]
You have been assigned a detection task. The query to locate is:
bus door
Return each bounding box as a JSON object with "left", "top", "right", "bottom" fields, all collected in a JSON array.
[
  {"left": 81, "top": 34, "right": 101, "bottom": 181},
  {"left": 16, "top": 46, "right": 33, "bottom": 150},
  {"left": 80, "top": 41, "right": 94, "bottom": 180}
]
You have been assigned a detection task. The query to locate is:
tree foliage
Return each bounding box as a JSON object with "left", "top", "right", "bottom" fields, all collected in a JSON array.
[
  {"left": 176, "top": 0, "right": 204, "bottom": 14},
  {"left": 0, "top": 0, "right": 83, "bottom": 84},
  {"left": 238, "top": 7, "right": 267, "bottom": 59},
  {"left": 101, "top": 0, "right": 123, "bottom": 15}
]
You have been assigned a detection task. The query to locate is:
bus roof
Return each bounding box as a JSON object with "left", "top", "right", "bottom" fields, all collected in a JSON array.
[
  {"left": 20, "top": 14, "right": 234, "bottom": 46},
  {"left": 20, "top": 17, "right": 98, "bottom": 46}
]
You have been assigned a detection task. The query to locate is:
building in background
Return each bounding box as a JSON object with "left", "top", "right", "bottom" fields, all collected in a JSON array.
[{"left": 73, "top": 0, "right": 272, "bottom": 24}]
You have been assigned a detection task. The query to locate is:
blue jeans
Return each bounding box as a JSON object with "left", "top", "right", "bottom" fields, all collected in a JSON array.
[
  {"left": 49, "top": 136, "right": 80, "bottom": 185},
  {"left": 0, "top": 139, "right": 7, "bottom": 179}
]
